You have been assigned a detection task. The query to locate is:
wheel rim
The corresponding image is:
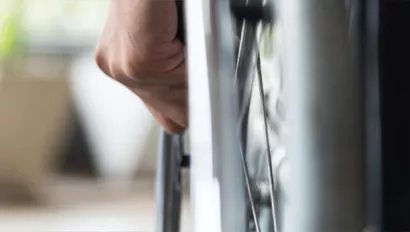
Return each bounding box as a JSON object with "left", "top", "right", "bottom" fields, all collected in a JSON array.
[
  {"left": 187, "top": 0, "right": 368, "bottom": 232},
  {"left": 187, "top": 0, "right": 285, "bottom": 231}
]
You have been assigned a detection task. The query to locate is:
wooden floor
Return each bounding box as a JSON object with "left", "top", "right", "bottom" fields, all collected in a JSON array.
[{"left": 0, "top": 178, "right": 191, "bottom": 232}]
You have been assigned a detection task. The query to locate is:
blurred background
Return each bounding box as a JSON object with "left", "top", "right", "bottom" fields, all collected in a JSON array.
[{"left": 0, "top": 1, "right": 190, "bottom": 231}]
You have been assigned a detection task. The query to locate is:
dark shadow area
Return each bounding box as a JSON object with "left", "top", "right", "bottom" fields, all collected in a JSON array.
[
  {"left": 380, "top": 0, "right": 410, "bottom": 230},
  {"left": 56, "top": 105, "right": 97, "bottom": 177}
]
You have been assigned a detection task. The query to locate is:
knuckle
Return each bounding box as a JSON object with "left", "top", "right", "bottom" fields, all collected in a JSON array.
[
  {"left": 95, "top": 46, "right": 109, "bottom": 75},
  {"left": 123, "top": 51, "right": 146, "bottom": 79},
  {"left": 95, "top": 31, "right": 164, "bottom": 86},
  {"left": 95, "top": 44, "right": 148, "bottom": 86}
]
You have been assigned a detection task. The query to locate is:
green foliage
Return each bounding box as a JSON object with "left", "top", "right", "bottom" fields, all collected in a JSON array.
[
  {"left": 0, "top": 0, "right": 23, "bottom": 61},
  {"left": 0, "top": 15, "right": 19, "bottom": 60}
]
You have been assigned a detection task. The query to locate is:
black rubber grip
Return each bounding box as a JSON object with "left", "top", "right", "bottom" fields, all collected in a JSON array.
[{"left": 176, "top": 0, "right": 186, "bottom": 45}]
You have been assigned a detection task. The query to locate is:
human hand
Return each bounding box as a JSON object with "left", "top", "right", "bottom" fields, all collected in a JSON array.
[{"left": 96, "top": 0, "right": 187, "bottom": 134}]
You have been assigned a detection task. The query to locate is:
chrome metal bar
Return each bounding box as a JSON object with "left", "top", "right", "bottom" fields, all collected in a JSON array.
[
  {"left": 186, "top": 1, "right": 247, "bottom": 232},
  {"left": 155, "top": 131, "right": 183, "bottom": 232},
  {"left": 210, "top": 1, "right": 247, "bottom": 232},
  {"left": 277, "top": 0, "right": 366, "bottom": 231}
]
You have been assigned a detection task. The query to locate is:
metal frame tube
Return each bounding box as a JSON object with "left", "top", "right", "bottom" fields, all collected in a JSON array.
[
  {"left": 186, "top": 0, "right": 247, "bottom": 231},
  {"left": 155, "top": 131, "right": 183, "bottom": 232}
]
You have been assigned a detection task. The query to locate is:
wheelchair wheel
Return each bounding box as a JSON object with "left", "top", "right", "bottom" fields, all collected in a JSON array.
[{"left": 155, "top": 0, "right": 373, "bottom": 231}]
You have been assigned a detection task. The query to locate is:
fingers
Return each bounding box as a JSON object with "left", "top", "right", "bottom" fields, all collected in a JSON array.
[
  {"left": 147, "top": 105, "right": 185, "bottom": 134},
  {"left": 134, "top": 84, "right": 188, "bottom": 128}
]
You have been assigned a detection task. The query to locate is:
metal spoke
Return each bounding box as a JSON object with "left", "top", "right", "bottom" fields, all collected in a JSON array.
[
  {"left": 235, "top": 18, "right": 262, "bottom": 232},
  {"left": 237, "top": 70, "right": 259, "bottom": 232},
  {"left": 239, "top": 145, "right": 261, "bottom": 232},
  {"left": 256, "top": 50, "right": 279, "bottom": 232},
  {"left": 254, "top": 26, "right": 270, "bottom": 181},
  {"left": 234, "top": 3, "right": 280, "bottom": 232},
  {"left": 234, "top": 20, "right": 248, "bottom": 86}
]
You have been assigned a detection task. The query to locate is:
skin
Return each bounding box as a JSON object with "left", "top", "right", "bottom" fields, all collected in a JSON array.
[{"left": 96, "top": 0, "right": 187, "bottom": 134}]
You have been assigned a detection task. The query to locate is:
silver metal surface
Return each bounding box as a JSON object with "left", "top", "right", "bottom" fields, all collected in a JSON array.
[
  {"left": 363, "top": 0, "right": 382, "bottom": 230},
  {"left": 186, "top": 0, "right": 247, "bottom": 232},
  {"left": 277, "top": 0, "right": 366, "bottom": 231},
  {"left": 155, "top": 131, "right": 183, "bottom": 232}
]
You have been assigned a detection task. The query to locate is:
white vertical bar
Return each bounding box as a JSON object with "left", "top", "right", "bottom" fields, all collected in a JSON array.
[{"left": 186, "top": 0, "right": 247, "bottom": 231}]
